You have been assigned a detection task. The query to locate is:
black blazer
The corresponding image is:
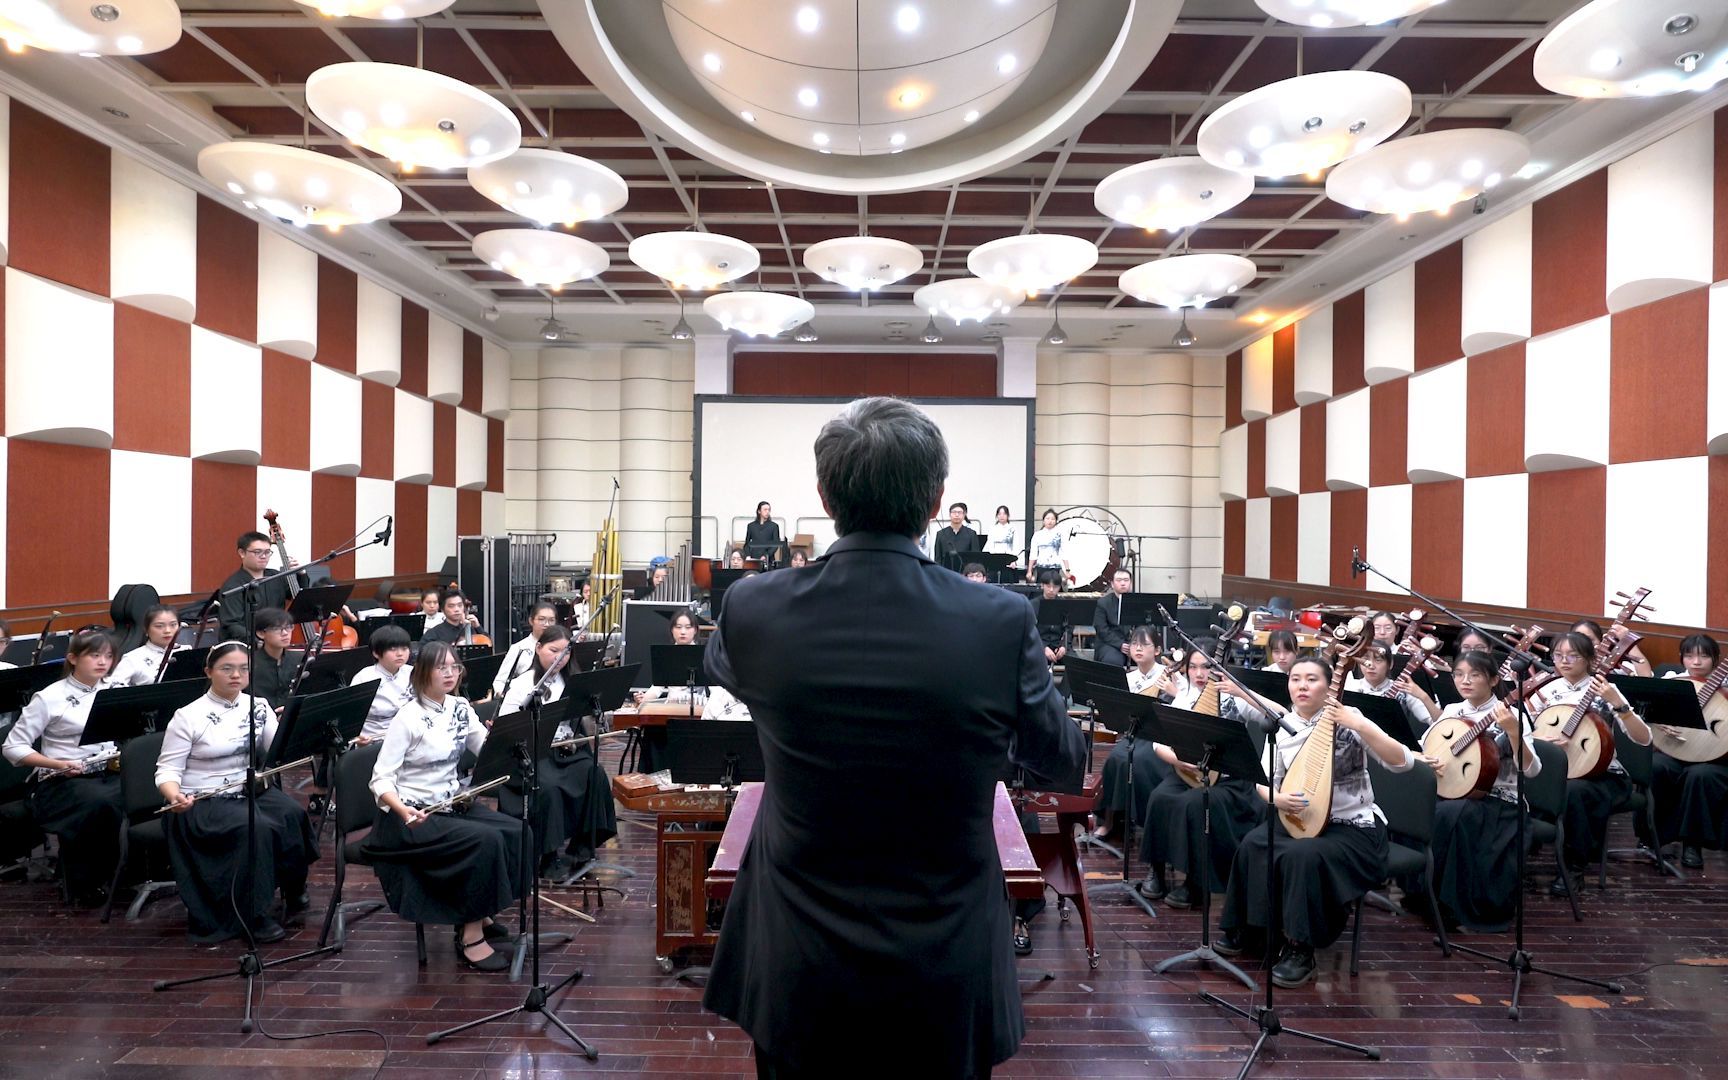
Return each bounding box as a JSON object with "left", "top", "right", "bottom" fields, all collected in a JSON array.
[
  {"left": 216, "top": 568, "right": 302, "bottom": 642},
  {"left": 701, "top": 531, "right": 1086, "bottom": 1075},
  {"left": 743, "top": 519, "right": 783, "bottom": 559},
  {"left": 931, "top": 523, "right": 981, "bottom": 567}
]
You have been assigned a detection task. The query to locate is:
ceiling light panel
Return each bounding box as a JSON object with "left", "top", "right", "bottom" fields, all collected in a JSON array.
[
  {"left": 803, "top": 235, "right": 924, "bottom": 290},
  {"left": 704, "top": 291, "right": 816, "bottom": 337},
  {"left": 292, "top": 0, "right": 456, "bottom": 20},
  {"left": 1253, "top": 0, "right": 1447, "bottom": 31},
  {"left": 306, "top": 62, "right": 521, "bottom": 171},
  {"left": 1119, "top": 253, "right": 1257, "bottom": 309},
  {"left": 1326, "top": 127, "right": 1530, "bottom": 217},
  {"left": 1196, "top": 70, "right": 1411, "bottom": 178},
  {"left": 1534, "top": 0, "right": 1728, "bottom": 97},
  {"left": 966, "top": 233, "right": 1098, "bottom": 297},
  {"left": 913, "top": 277, "right": 1026, "bottom": 323},
  {"left": 197, "top": 142, "right": 403, "bottom": 229},
  {"left": 0, "top": 0, "right": 181, "bottom": 55},
  {"left": 1094, "top": 157, "right": 1256, "bottom": 231},
  {"left": 469, "top": 148, "right": 628, "bottom": 227},
  {"left": 472, "top": 229, "right": 610, "bottom": 288},
  {"left": 627, "top": 231, "right": 761, "bottom": 291}
]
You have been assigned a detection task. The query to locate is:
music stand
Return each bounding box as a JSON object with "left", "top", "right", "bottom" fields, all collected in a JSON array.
[
  {"left": 569, "top": 640, "right": 607, "bottom": 673},
  {"left": 1139, "top": 699, "right": 1264, "bottom": 990},
  {"left": 1063, "top": 655, "right": 1130, "bottom": 858},
  {"left": 295, "top": 648, "right": 376, "bottom": 697},
  {"left": 666, "top": 718, "right": 765, "bottom": 787},
  {"left": 271, "top": 683, "right": 373, "bottom": 767},
  {"left": 160, "top": 646, "right": 212, "bottom": 683},
  {"left": 651, "top": 643, "right": 706, "bottom": 719},
  {"left": 286, "top": 584, "right": 353, "bottom": 635},
  {"left": 1082, "top": 685, "right": 1162, "bottom": 919},
  {"left": 710, "top": 568, "right": 750, "bottom": 619},
  {"left": 81, "top": 679, "right": 209, "bottom": 746},
  {"left": 461, "top": 653, "right": 508, "bottom": 701},
  {"left": 1120, "top": 593, "right": 1178, "bottom": 629},
  {"left": 1340, "top": 691, "right": 1425, "bottom": 751},
  {"left": 966, "top": 552, "right": 1018, "bottom": 582},
  {"left": 560, "top": 664, "right": 644, "bottom": 888},
  {"left": 1228, "top": 667, "right": 1293, "bottom": 710},
  {"left": 1609, "top": 674, "right": 1711, "bottom": 732},
  {"left": 0, "top": 665, "right": 64, "bottom": 714}
]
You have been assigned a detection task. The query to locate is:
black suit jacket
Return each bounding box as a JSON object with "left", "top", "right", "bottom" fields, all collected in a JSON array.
[
  {"left": 931, "top": 524, "right": 981, "bottom": 568},
  {"left": 743, "top": 519, "right": 783, "bottom": 560},
  {"left": 216, "top": 568, "right": 302, "bottom": 642},
  {"left": 701, "top": 531, "right": 1086, "bottom": 1075}
]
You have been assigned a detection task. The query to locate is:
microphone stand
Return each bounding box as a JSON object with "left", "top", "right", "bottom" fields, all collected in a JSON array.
[
  {"left": 561, "top": 690, "right": 633, "bottom": 895},
  {"left": 153, "top": 527, "right": 387, "bottom": 1032},
  {"left": 428, "top": 635, "right": 598, "bottom": 1059},
  {"left": 1349, "top": 551, "right": 1622, "bottom": 1020}
]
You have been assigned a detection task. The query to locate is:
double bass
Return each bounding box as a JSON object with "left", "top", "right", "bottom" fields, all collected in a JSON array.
[{"left": 261, "top": 509, "right": 358, "bottom": 650}]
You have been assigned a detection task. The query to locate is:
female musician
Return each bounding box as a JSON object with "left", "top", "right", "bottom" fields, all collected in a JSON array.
[
  {"left": 570, "top": 578, "right": 593, "bottom": 638},
  {"left": 1572, "top": 619, "right": 1653, "bottom": 676},
  {"left": 1649, "top": 634, "right": 1726, "bottom": 870},
  {"left": 670, "top": 610, "right": 699, "bottom": 646},
  {"left": 1094, "top": 629, "right": 1172, "bottom": 840},
  {"left": 788, "top": 550, "right": 809, "bottom": 569},
  {"left": 248, "top": 607, "right": 300, "bottom": 712},
  {"left": 492, "top": 602, "right": 559, "bottom": 696},
  {"left": 1217, "top": 654, "right": 1416, "bottom": 988},
  {"left": 727, "top": 550, "right": 746, "bottom": 571},
  {"left": 1026, "top": 509, "right": 1062, "bottom": 584},
  {"left": 1454, "top": 627, "right": 1496, "bottom": 657},
  {"left": 420, "top": 589, "right": 443, "bottom": 636},
  {"left": 984, "top": 505, "right": 1018, "bottom": 564},
  {"left": 1527, "top": 631, "right": 1649, "bottom": 894},
  {"left": 352, "top": 626, "right": 414, "bottom": 742},
  {"left": 1411, "top": 650, "right": 1539, "bottom": 931},
  {"left": 1137, "top": 645, "right": 1267, "bottom": 907},
  {"left": 156, "top": 642, "right": 319, "bottom": 943},
  {"left": 2, "top": 629, "right": 123, "bottom": 905},
  {"left": 1345, "top": 642, "right": 1439, "bottom": 736},
  {"left": 108, "top": 606, "right": 182, "bottom": 686},
  {"left": 364, "top": 642, "right": 524, "bottom": 972},
  {"left": 744, "top": 501, "right": 783, "bottom": 564},
  {"left": 625, "top": 612, "right": 702, "bottom": 774},
  {"left": 1263, "top": 629, "right": 1299, "bottom": 673},
  {"left": 1369, "top": 611, "right": 1399, "bottom": 646}
]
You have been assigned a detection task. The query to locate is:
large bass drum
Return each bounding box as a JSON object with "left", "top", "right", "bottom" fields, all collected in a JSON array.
[{"left": 1058, "top": 517, "right": 1120, "bottom": 592}]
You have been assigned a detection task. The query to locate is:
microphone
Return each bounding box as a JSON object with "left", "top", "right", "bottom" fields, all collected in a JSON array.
[
  {"left": 375, "top": 515, "right": 394, "bottom": 546},
  {"left": 612, "top": 477, "right": 620, "bottom": 490},
  {"left": 1350, "top": 546, "right": 1362, "bottom": 581}
]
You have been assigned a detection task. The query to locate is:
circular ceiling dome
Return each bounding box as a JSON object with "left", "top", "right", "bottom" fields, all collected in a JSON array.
[{"left": 543, "top": 0, "right": 1176, "bottom": 194}]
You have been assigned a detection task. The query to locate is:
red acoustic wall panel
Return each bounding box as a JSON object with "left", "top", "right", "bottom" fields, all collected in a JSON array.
[
  {"left": 8, "top": 104, "right": 109, "bottom": 296},
  {"left": 1271, "top": 325, "right": 1296, "bottom": 414},
  {"left": 1413, "top": 242, "right": 1463, "bottom": 371},
  {"left": 260, "top": 349, "right": 311, "bottom": 470},
  {"left": 7, "top": 442, "right": 109, "bottom": 605},
  {"left": 1410, "top": 479, "right": 1464, "bottom": 599},
  {"left": 487, "top": 418, "right": 505, "bottom": 493},
  {"left": 1299, "top": 403, "right": 1327, "bottom": 494},
  {"left": 731, "top": 352, "right": 997, "bottom": 397},
  {"left": 1531, "top": 170, "right": 1608, "bottom": 337},
  {"left": 1526, "top": 467, "right": 1606, "bottom": 613},
  {"left": 462, "top": 330, "right": 484, "bottom": 411},
  {"left": 1609, "top": 287, "right": 1708, "bottom": 464},
  {"left": 1329, "top": 489, "right": 1367, "bottom": 589},
  {"left": 1331, "top": 290, "right": 1367, "bottom": 396},
  {"left": 1225, "top": 351, "right": 1243, "bottom": 427},
  {"left": 1465, "top": 342, "right": 1525, "bottom": 477},
  {"left": 399, "top": 299, "right": 429, "bottom": 396},
  {"left": 1268, "top": 495, "right": 1297, "bottom": 581},
  {"left": 194, "top": 197, "right": 258, "bottom": 342},
  {"left": 190, "top": 461, "right": 257, "bottom": 595},
  {"left": 112, "top": 304, "right": 191, "bottom": 457},
  {"left": 433, "top": 403, "right": 456, "bottom": 487},
  {"left": 1223, "top": 499, "right": 1245, "bottom": 577},
  {"left": 315, "top": 258, "right": 357, "bottom": 373},
  {"left": 310, "top": 473, "right": 356, "bottom": 583},
  {"left": 457, "top": 489, "right": 482, "bottom": 536},
  {"left": 1246, "top": 420, "right": 1266, "bottom": 499},
  {"left": 359, "top": 380, "right": 393, "bottom": 480},
  {"left": 1368, "top": 378, "right": 1408, "bottom": 488},
  {"left": 394, "top": 482, "right": 428, "bottom": 578}
]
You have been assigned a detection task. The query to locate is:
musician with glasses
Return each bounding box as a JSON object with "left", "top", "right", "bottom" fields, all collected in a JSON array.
[
  {"left": 364, "top": 642, "right": 524, "bottom": 973},
  {"left": 217, "top": 531, "right": 304, "bottom": 642},
  {"left": 248, "top": 607, "right": 302, "bottom": 713},
  {"left": 2, "top": 629, "right": 124, "bottom": 906},
  {"left": 1344, "top": 642, "right": 1440, "bottom": 734},
  {"left": 155, "top": 641, "right": 318, "bottom": 944},
  {"left": 1648, "top": 634, "right": 1728, "bottom": 871}
]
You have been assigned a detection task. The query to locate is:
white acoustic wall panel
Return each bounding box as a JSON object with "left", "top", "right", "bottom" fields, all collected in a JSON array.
[
  {"left": 1364, "top": 263, "right": 1415, "bottom": 384},
  {"left": 354, "top": 277, "right": 401, "bottom": 385},
  {"left": 0, "top": 95, "right": 9, "bottom": 266},
  {"left": 354, "top": 477, "right": 395, "bottom": 579},
  {"left": 1046, "top": 351, "right": 1110, "bottom": 508},
  {"left": 1244, "top": 497, "right": 1271, "bottom": 580},
  {"left": 110, "top": 154, "right": 196, "bottom": 322},
  {"left": 1325, "top": 388, "right": 1370, "bottom": 490},
  {"left": 1241, "top": 334, "right": 1273, "bottom": 421},
  {"left": 1606, "top": 116, "right": 1714, "bottom": 314},
  {"left": 309, "top": 364, "right": 362, "bottom": 475},
  {"left": 1462, "top": 473, "right": 1527, "bottom": 609},
  {"left": 1264, "top": 408, "right": 1299, "bottom": 496},
  {"left": 1524, "top": 317, "right": 1609, "bottom": 472},
  {"left": 1365, "top": 483, "right": 1412, "bottom": 594},
  {"left": 456, "top": 407, "right": 487, "bottom": 490},
  {"left": 426, "top": 312, "right": 464, "bottom": 404},
  {"left": 255, "top": 228, "right": 318, "bottom": 360},
  {"left": 537, "top": 347, "right": 619, "bottom": 563},
  {"left": 1461, "top": 204, "right": 1533, "bottom": 355},
  {"left": 1297, "top": 490, "right": 1331, "bottom": 586},
  {"left": 482, "top": 339, "right": 510, "bottom": 419},
  {"left": 1293, "top": 305, "right": 1333, "bottom": 405},
  {"left": 1219, "top": 423, "right": 1247, "bottom": 501},
  {"left": 4, "top": 268, "right": 113, "bottom": 446},
  {"left": 393, "top": 389, "right": 434, "bottom": 483},
  {"left": 482, "top": 491, "right": 506, "bottom": 536},
  {"left": 1605, "top": 457, "right": 1708, "bottom": 627},
  {"left": 619, "top": 346, "right": 692, "bottom": 564},
  {"left": 1406, "top": 359, "right": 1467, "bottom": 483},
  {"left": 110, "top": 451, "right": 190, "bottom": 595},
  {"left": 0, "top": 439, "right": 8, "bottom": 603},
  {"left": 426, "top": 484, "right": 457, "bottom": 575},
  {"left": 1708, "top": 280, "right": 1728, "bottom": 455},
  {"left": 189, "top": 326, "right": 260, "bottom": 464},
  {"left": 255, "top": 466, "right": 312, "bottom": 564}
]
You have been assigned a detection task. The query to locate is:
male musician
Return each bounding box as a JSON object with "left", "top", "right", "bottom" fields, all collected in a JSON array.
[
  {"left": 216, "top": 531, "right": 304, "bottom": 641},
  {"left": 932, "top": 501, "right": 981, "bottom": 570},
  {"left": 702, "top": 396, "right": 1086, "bottom": 1080},
  {"left": 248, "top": 607, "right": 302, "bottom": 712},
  {"left": 1091, "top": 567, "right": 1134, "bottom": 669},
  {"left": 1032, "top": 570, "right": 1070, "bottom": 667},
  {"left": 421, "top": 588, "right": 481, "bottom": 646},
  {"left": 744, "top": 501, "right": 784, "bottom": 565}
]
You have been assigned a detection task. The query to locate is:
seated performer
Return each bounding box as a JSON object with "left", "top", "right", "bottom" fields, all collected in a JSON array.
[
  {"left": 1091, "top": 568, "right": 1134, "bottom": 670},
  {"left": 419, "top": 589, "right": 443, "bottom": 636},
  {"left": 1263, "top": 629, "right": 1299, "bottom": 673},
  {"left": 962, "top": 563, "right": 989, "bottom": 583},
  {"left": 1217, "top": 654, "right": 1415, "bottom": 988},
  {"left": 1344, "top": 641, "right": 1439, "bottom": 740},
  {"left": 1527, "top": 631, "right": 1649, "bottom": 894},
  {"left": 248, "top": 607, "right": 301, "bottom": 713},
  {"left": 1033, "top": 571, "right": 1070, "bottom": 666},
  {"left": 352, "top": 626, "right": 415, "bottom": 742},
  {"left": 421, "top": 589, "right": 482, "bottom": 647},
  {"left": 1407, "top": 649, "right": 1538, "bottom": 932},
  {"left": 1138, "top": 645, "right": 1267, "bottom": 907},
  {"left": 218, "top": 531, "right": 305, "bottom": 641},
  {"left": 492, "top": 602, "right": 559, "bottom": 696},
  {"left": 3, "top": 629, "right": 124, "bottom": 905},
  {"left": 108, "top": 605, "right": 184, "bottom": 686},
  {"left": 364, "top": 641, "right": 524, "bottom": 972},
  {"left": 496, "top": 624, "right": 618, "bottom": 879},
  {"left": 727, "top": 550, "right": 746, "bottom": 571},
  {"left": 1094, "top": 627, "right": 1175, "bottom": 840},
  {"left": 1648, "top": 634, "right": 1726, "bottom": 870},
  {"left": 1572, "top": 619, "right": 1653, "bottom": 677},
  {"left": 156, "top": 642, "right": 319, "bottom": 943}
]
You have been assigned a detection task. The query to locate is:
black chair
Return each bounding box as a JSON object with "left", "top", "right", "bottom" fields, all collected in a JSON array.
[
  {"left": 0, "top": 750, "right": 43, "bottom": 881},
  {"left": 316, "top": 742, "right": 425, "bottom": 965},
  {"left": 101, "top": 730, "right": 179, "bottom": 924},
  {"left": 1599, "top": 724, "right": 1681, "bottom": 883},
  {"left": 1524, "top": 738, "right": 1580, "bottom": 921},
  {"left": 1352, "top": 757, "right": 1449, "bottom": 974}
]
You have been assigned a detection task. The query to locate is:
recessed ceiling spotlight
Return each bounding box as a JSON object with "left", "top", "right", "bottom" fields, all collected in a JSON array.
[
  {"left": 896, "top": 5, "right": 922, "bottom": 33},
  {"left": 1514, "top": 161, "right": 1546, "bottom": 179},
  {"left": 795, "top": 5, "right": 819, "bottom": 33},
  {"left": 997, "top": 54, "right": 1017, "bottom": 75},
  {"left": 964, "top": 109, "right": 981, "bottom": 123},
  {"left": 702, "top": 52, "right": 721, "bottom": 73},
  {"left": 896, "top": 87, "right": 923, "bottom": 107},
  {"left": 740, "top": 110, "right": 756, "bottom": 123},
  {"left": 813, "top": 131, "right": 830, "bottom": 146},
  {"left": 798, "top": 87, "right": 819, "bottom": 108},
  {"left": 889, "top": 132, "right": 906, "bottom": 147}
]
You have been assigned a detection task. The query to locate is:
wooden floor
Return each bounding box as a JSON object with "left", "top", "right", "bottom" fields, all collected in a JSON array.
[{"left": 4, "top": 751, "right": 1727, "bottom": 1079}]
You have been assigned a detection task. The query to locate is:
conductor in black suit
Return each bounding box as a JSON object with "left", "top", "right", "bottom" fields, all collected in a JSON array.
[
  {"left": 931, "top": 501, "right": 981, "bottom": 570},
  {"left": 702, "top": 397, "right": 1087, "bottom": 1079},
  {"left": 743, "top": 501, "right": 783, "bottom": 565}
]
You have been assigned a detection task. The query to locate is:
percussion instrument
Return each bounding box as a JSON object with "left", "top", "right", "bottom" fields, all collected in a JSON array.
[{"left": 1056, "top": 516, "right": 1119, "bottom": 592}]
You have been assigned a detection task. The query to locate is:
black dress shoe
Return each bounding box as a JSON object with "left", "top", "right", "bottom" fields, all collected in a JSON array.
[
  {"left": 457, "top": 938, "right": 510, "bottom": 972},
  {"left": 282, "top": 892, "right": 311, "bottom": 927},
  {"left": 1683, "top": 845, "right": 1704, "bottom": 870},
  {"left": 1012, "top": 918, "right": 1033, "bottom": 957},
  {"left": 1271, "top": 944, "right": 1317, "bottom": 989},
  {"left": 1548, "top": 872, "right": 1580, "bottom": 898},
  {"left": 1136, "top": 866, "right": 1167, "bottom": 901},
  {"left": 1163, "top": 882, "right": 1195, "bottom": 910},
  {"left": 481, "top": 919, "right": 516, "bottom": 945},
  {"left": 251, "top": 920, "right": 287, "bottom": 944},
  {"left": 1213, "top": 929, "right": 1246, "bottom": 957}
]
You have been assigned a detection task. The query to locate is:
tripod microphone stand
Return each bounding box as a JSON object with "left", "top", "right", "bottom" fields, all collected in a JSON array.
[
  {"left": 1349, "top": 549, "right": 1623, "bottom": 1020},
  {"left": 561, "top": 689, "right": 632, "bottom": 896},
  {"left": 154, "top": 522, "right": 389, "bottom": 1031}
]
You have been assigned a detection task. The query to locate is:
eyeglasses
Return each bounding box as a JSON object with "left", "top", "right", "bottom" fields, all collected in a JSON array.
[
  {"left": 213, "top": 665, "right": 249, "bottom": 676},
  {"left": 435, "top": 663, "right": 466, "bottom": 674},
  {"left": 264, "top": 625, "right": 294, "bottom": 635},
  {"left": 243, "top": 547, "right": 272, "bottom": 556},
  {"left": 1551, "top": 652, "right": 1584, "bottom": 662}
]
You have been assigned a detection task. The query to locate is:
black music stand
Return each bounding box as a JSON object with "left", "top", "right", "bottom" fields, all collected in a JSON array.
[
  {"left": 1064, "top": 656, "right": 1131, "bottom": 859},
  {"left": 968, "top": 552, "right": 1019, "bottom": 582},
  {"left": 1082, "top": 685, "right": 1161, "bottom": 919},
  {"left": 286, "top": 584, "right": 353, "bottom": 645},
  {"left": 160, "top": 646, "right": 212, "bottom": 683},
  {"left": 294, "top": 648, "right": 376, "bottom": 697},
  {"left": 1609, "top": 674, "right": 1712, "bottom": 732},
  {"left": 0, "top": 664, "right": 63, "bottom": 715},
  {"left": 1340, "top": 691, "right": 1425, "bottom": 751},
  {"left": 1138, "top": 698, "right": 1264, "bottom": 990},
  {"left": 666, "top": 718, "right": 765, "bottom": 788},
  {"left": 81, "top": 680, "right": 208, "bottom": 748},
  {"left": 651, "top": 643, "right": 706, "bottom": 719},
  {"left": 1228, "top": 667, "right": 1292, "bottom": 710},
  {"left": 461, "top": 652, "right": 508, "bottom": 700},
  {"left": 561, "top": 663, "right": 643, "bottom": 889},
  {"left": 569, "top": 639, "right": 607, "bottom": 673}
]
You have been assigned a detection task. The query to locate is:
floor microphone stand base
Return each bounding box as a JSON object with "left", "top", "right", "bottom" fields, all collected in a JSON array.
[{"left": 1154, "top": 758, "right": 1257, "bottom": 992}]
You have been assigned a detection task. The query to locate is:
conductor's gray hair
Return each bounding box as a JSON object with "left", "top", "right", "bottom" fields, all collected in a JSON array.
[{"left": 814, "top": 397, "right": 948, "bottom": 538}]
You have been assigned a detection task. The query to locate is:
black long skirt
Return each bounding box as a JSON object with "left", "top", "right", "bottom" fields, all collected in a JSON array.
[
  {"left": 1651, "top": 753, "right": 1728, "bottom": 849},
  {"left": 32, "top": 774, "right": 124, "bottom": 895},
  {"left": 1222, "top": 816, "right": 1388, "bottom": 949},
  {"left": 163, "top": 790, "right": 318, "bottom": 944},
  {"left": 1561, "top": 771, "right": 1631, "bottom": 868},
  {"left": 1098, "top": 737, "right": 1170, "bottom": 825},
  {"left": 1424, "top": 795, "right": 1523, "bottom": 931},
  {"left": 1139, "top": 775, "right": 1260, "bottom": 893},
  {"left": 494, "top": 749, "right": 618, "bottom": 862},
  {"left": 362, "top": 804, "right": 525, "bottom": 925}
]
